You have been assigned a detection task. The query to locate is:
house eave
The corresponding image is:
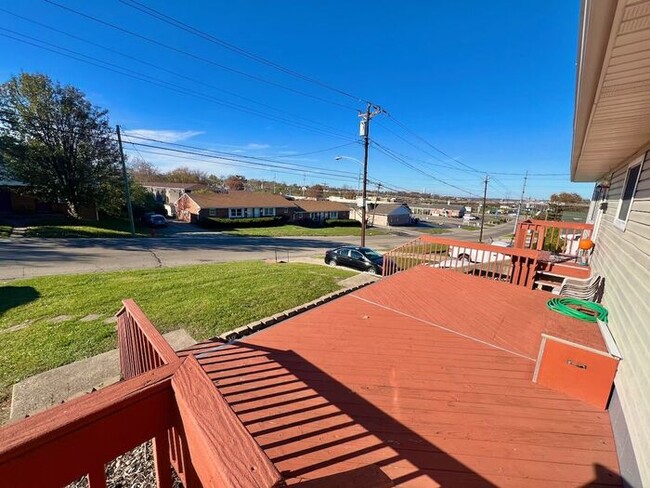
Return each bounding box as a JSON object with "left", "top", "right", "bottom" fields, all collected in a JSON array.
[{"left": 571, "top": 0, "right": 619, "bottom": 182}]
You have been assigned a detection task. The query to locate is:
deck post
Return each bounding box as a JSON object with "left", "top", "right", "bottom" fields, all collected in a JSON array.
[{"left": 154, "top": 431, "right": 173, "bottom": 488}]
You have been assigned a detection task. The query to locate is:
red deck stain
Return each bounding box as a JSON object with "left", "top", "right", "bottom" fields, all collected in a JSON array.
[{"left": 181, "top": 267, "right": 620, "bottom": 487}]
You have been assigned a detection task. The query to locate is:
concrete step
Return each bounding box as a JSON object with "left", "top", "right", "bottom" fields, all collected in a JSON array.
[{"left": 9, "top": 329, "right": 195, "bottom": 421}]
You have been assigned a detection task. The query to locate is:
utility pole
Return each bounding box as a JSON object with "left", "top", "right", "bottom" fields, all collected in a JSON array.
[
  {"left": 116, "top": 125, "right": 135, "bottom": 236},
  {"left": 359, "top": 102, "right": 382, "bottom": 247},
  {"left": 479, "top": 175, "right": 489, "bottom": 243},
  {"left": 512, "top": 171, "right": 528, "bottom": 238}
]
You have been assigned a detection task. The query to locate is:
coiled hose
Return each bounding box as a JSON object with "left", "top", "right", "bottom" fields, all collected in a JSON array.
[{"left": 547, "top": 297, "right": 608, "bottom": 323}]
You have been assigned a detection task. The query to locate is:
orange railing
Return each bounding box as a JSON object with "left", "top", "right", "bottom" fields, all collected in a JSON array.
[
  {"left": 513, "top": 219, "right": 594, "bottom": 260},
  {"left": 117, "top": 299, "right": 179, "bottom": 379},
  {"left": 0, "top": 301, "right": 284, "bottom": 488},
  {"left": 382, "top": 235, "right": 546, "bottom": 288}
]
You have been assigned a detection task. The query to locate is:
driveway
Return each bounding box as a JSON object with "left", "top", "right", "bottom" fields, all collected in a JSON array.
[{"left": 0, "top": 222, "right": 515, "bottom": 281}]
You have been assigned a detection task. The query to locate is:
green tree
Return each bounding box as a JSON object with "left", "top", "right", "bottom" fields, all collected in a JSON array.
[
  {"left": 165, "top": 166, "right": 209, "bottom": 184},
  {"left": 0, "top": 73, "right": 122, "bottom": 218},
  {"left": 549, "top": 192, "right": 586, "bottom": 204}
]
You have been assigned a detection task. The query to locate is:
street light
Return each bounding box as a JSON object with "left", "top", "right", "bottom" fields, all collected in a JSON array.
[{"left": 335, "top": 155, "right": 367, "bottom": 247}]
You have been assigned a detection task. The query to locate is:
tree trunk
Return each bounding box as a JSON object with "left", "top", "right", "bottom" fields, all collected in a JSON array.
[{"left": 67, "top": 201, "right": 81, "bottom": 220}]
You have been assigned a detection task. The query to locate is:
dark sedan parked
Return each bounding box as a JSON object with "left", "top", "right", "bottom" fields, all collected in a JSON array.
[{"left": 324, "top": 246, "right": 383, "bottom": 275}]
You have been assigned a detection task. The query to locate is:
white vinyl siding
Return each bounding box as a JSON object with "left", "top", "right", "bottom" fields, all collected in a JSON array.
[{"left": 590, "top": 149, "right": 650, "bottom": 481}]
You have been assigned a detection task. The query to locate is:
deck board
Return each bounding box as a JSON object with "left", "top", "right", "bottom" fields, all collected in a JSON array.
[{"left": 181, "top": 267, "right": 620, "bottom": 487}]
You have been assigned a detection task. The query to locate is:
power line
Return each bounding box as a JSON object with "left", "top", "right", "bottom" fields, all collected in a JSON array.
[
  {"left": 273, "top": 142, "right": 361, "bottom": 158},
  {"left": 126, "top": 140, "right": 364, "bottom": 182},
  {"left": 118, "top": 0, "right": 368, "bottom": 105},
  {"left": 384, "top": 112, "right": 484, "bottom": 174},
  {"left": 123, "top": 134, "right": 360, "bottom": 176},
  {"left": 124, "top": 135, "right": 410, "bottom": 193},
  {"left": 380, "top": 113, "right": 513, "bottom": 195},
  {"left": 371, "top": 140, "right": 481, "bottom": 197},
  {"left": 131, "top": 147, "right": 361, "bottom": 185},
  {"left": 43, "top": 0, "right": 357, "bottom": 111},
  {"left": 0, "top": 8, "right": 353, "bottom": 140},
  {"left": 0, "top": 28, "right": 355, "bottom": 141}
]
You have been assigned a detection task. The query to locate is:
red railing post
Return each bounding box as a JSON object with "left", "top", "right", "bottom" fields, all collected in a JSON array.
[{"left": 153, "top": 431, "right": 173, "bottom": 488}]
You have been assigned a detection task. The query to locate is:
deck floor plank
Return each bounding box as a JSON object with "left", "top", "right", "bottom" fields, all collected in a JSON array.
[{"left": 182, "top": 267, "right": 620, "bottom": 487}]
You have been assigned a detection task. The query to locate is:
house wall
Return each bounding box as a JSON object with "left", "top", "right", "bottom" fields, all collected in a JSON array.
[
  {"left": 590, "top": 149, "right": 650, "bottom": 484},
  {"left": 197, "top": 206, "right": 295, "bottom": 222},
  {"left": 175, "top": 194, "right": 201, "bottom": 223},
  {"left": 198, "top": 208, "right": 228, "bottom": 220}
]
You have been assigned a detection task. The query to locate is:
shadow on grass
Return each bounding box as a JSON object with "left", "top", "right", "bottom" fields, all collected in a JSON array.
[{"left": 0, "top": 286, "right": 40, "bottom": 317}]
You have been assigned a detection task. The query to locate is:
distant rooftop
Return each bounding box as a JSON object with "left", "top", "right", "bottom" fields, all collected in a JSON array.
[
  {"left": 187, "top": 191, "right": 296, "bottom": 209},
  {"left": 139, "top": 181, "right": 209, "bottom": 190}
]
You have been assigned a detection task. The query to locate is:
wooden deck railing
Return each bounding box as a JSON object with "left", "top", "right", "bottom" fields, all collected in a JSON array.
[
  {"left": 117, "top": 299, "right": 179, "bottom": 380},
  {"left": 513, "top": 219, "right": 594, "bottom": 260},
  {"left": 0, "top": 356, "right": 283, "bottom": 488},
  {"left": 0, "top": 364, "right": 179, "bottom": 487},
  {"left": 382, "top": 235, "right": 545, "bottom": 288},
  {"left": 0, "top": 298, "right": 286, "bottom": 488}
]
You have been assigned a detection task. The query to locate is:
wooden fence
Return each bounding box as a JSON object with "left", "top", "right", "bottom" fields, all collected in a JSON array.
[{"left": 382, "top": 235, "right": 546, "bottom": 288}]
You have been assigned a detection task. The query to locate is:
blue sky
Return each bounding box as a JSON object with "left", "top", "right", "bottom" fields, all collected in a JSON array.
[{"left": 0, "top": 0, "right": 592, "bottom": 199}]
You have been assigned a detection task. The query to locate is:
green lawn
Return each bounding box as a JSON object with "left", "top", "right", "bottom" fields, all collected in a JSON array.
[
  {"left": 0, "top": 224, "right": 12, "bottom": 238},
  {"left": 0, "top": 261, "right": 354, "bottom": 390},
  {"left": 460, "top": 225, "right": 480, "bottom": 231},
  {"left": 24, "top": 217, "right": 148, "bottom": 238},
  {"left": 224, "top": 224, "right": 387, "bottom": 237}
]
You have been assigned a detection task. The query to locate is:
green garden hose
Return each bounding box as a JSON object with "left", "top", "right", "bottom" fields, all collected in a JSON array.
[{"left": 547, "top": 297, "right": 608, "bottom": 323}]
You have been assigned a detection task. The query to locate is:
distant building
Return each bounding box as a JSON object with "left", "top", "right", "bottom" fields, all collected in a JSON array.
[
  {"left": 350, "top": 203, "right": 412, "bottom": 226},
  {"left": 176, "top": 191, "right": 297, "bottom": 223},
  {"left": 293, "top": 200, "right": 351, "bottom": 222},
  {"left": 410, "top": 204, "right": 466, "bottom": 218},
  {"left": 139, "top": 182, "right": 210, "bottom": 205}
]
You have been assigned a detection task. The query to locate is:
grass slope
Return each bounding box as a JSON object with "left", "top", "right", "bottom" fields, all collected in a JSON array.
[
  {"left": 24, "top": 217, "right": 148, "bottom": 237},
  {"left": 0, "top": 261, "right": 354, "bottom": 390},
  {"left": 224, "top": 224, "right": 387, "bottom": 237}
]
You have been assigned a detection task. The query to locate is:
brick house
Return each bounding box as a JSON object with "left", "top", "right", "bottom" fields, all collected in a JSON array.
[
  {"left": 293, "top": 200, "right": 351, "bottom": 222},
  {"left": 139, "top": 182, "right": 210, "bottom": 205},
  {"left": 175, "top": 192, "right": 297, "bottom": 223}
]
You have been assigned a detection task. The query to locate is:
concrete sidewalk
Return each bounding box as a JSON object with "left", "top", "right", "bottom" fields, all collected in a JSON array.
[{"left": 9, "top": 329, "right": 195, "bottom": 421}]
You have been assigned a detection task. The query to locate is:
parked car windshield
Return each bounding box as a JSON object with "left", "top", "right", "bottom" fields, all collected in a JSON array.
[{"left": 360, "top": 248, "right": 382, "bottom": 261}]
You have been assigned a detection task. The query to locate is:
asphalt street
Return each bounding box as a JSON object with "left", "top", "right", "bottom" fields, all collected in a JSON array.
[{"left": 0, "top": 222, "right": 514, "bottom": 280}]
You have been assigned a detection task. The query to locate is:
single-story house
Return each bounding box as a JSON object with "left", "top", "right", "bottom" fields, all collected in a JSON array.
[
  {"left": 175, "top": 191, "right": 297, "bottom": 223},
  {"left": 293, "top": 200, "right": 351, "bottom": 222},
  {"left": 442, "top": 204, "right": 467, "bottom": 218},
  {"left": 410, "top": 204, "right": 466, "bottom": 218},
  {"left": 139, "top": 182, "right": 210, "bottom": 205},
  {"left": 370, "top": 203, "right": 412, "bottom": 226}
]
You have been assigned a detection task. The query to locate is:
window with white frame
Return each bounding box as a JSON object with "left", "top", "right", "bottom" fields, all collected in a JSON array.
[
  {"left": 614, "top": 157, "right": 644, "bottom": 230},
  {"left": 208, "top": 208, "right": 216, "bottom": 217},
  {"left": 263, "top": 207, "right": 274, "bottom": 216},
  {"left": 229, "top": 208, "right": 243, "bottom": 218},
  {"left": 330, "top": 211, "right": 338, "bottom": 219}
]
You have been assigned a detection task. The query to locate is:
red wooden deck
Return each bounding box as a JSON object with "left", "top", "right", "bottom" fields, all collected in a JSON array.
[{"left": 180, "top": 266, "right": 620, "bottom": 487}]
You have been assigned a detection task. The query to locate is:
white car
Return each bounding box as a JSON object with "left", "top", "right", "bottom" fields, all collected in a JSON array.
[{"left": 447, "top": 240, "right": 511, "bottom": 263}]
